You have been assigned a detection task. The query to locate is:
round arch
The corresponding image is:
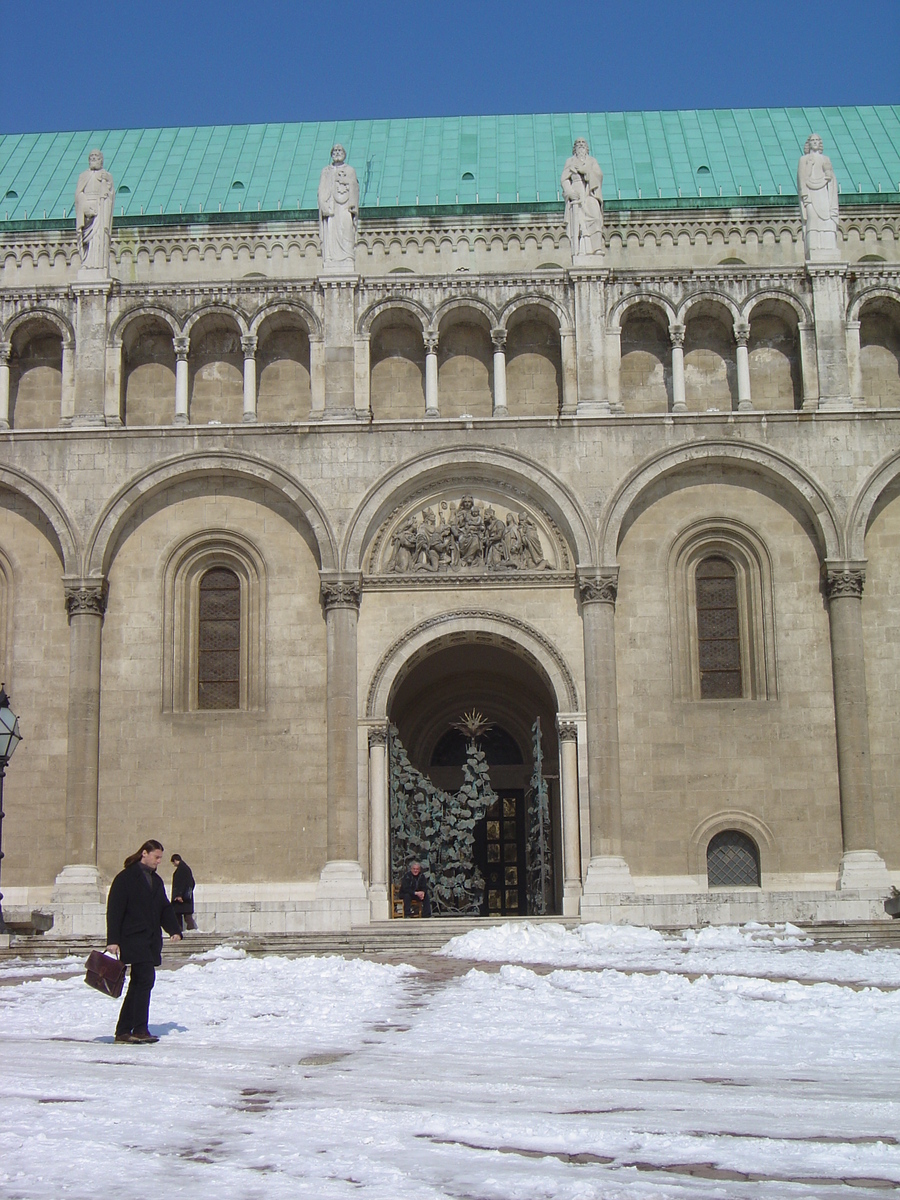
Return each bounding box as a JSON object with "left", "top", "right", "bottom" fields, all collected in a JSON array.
[
  {"left": 249, "top": 299, "right": 321, "bottom": 339},
  {"left": 434, "top": 297, "right": 499, "bottom": 332},
  {"left": 84, "top": 450, "right": 338, "bottom": 576},
  {"left": 599, "top": 440, "right": 841, "bottom": 563},
  {"left": 342, "top": 445, "right": 596, "bottom": 572},
  {"left": 849, "top": 287, "right": 900, "bottom": 323},
  {"left": 4, "top": 308, "right": 75, "bottom": 347},
  {"left": 498, "top": 295, "right": 572, "bottom": 335},
  {"left": 689, "top": 809, "right": 778, "bottom": 879},
  {"left": 183, "top": 304, "right": 249, "bottom": 338},
  {"left": 110, "top": 304, "right": 180, "bottom": 347},
  {"left": 742, "top": 290, "right": 810, "bottom": 326},
  {"left": 0, "top": 465, "right": 80, "bottom": 572},
  {"left": 846, "top": 447, "right": 900, "bottom": 559},
  {"left": 366, "top": 608, "right": 580, "bottom": 719},
  {"left": 358, "top": 297, "right": 430, "bottom": 338},
  {"left": 677, "top": 291, "right": 742, "bottom": 327},
  {"left": 608, "top": 292, "right": 677, "bottom": 331}
]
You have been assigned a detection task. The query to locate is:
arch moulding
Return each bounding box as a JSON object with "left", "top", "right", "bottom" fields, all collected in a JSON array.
[
  {"left": 688, "top": 809, "right": 778, "bottom": 878},
  {"left": 366, "top": 608, "right": 580, "bottom": 719},
  {"left": 599, "top": 440, "right": 841, "bottom": 563},
  {"left": 846, "top": 447, "right": 900, "bottom": 559},
  {"left": 85, "top": 449, "right": 338, "bottom": 576},
  {"left": 0, "top": 464, "right": 80, "bottom": 572}
]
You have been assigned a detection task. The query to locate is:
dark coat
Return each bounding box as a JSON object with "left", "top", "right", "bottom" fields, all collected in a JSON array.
[
  {"left": 399, "top": 869, "right": 430, "bottom": 901},
  {"left": 106, "top": 863, "right": 180, "bottom": 965},
  {"left": 171, "top": 860, "right": 195, "bottom": 916}
]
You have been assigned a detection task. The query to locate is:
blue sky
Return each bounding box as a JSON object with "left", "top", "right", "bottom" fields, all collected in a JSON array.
[{"left": 2, "top": 0, "right": 898, "bottom": 133}]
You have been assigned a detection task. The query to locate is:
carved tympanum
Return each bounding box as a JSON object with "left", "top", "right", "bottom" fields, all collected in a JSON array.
[{"left": 381, "top": 494, "right": 558, "bottom": 575}]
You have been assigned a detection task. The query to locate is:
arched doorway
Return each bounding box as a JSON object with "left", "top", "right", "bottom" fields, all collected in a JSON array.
[{"left": 387, "top": 639, "right": 562, "bottom": 915}]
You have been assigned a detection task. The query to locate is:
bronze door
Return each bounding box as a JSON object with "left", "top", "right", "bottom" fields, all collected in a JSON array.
[{"left": 483, "top": 792, "right": 526, "bottom": 916}]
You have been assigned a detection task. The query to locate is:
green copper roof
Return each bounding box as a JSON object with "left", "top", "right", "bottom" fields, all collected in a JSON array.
[{"left": 1, "top": 106, "right": 898, "bottom": 226}]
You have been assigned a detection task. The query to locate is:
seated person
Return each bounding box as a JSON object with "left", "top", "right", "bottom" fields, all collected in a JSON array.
[{"left": 399, "top": 861, "right": 432, "bottom": 917}]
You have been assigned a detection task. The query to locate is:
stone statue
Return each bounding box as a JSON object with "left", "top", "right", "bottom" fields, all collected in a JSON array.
[
  {"left": 384, "top": 496, "right": 554, "bottom": 574},
  {"left": 74, "top": 149, "right": 115, "bottom": 271},
  {"left": 797, "top": 134, "right": 840, "bottom": 258},
  {"left": 317, "top": 144, "right": 359, "bottom": 270},
  {"left": 561, "top": 138, "right": 604, "bottom": 258}
]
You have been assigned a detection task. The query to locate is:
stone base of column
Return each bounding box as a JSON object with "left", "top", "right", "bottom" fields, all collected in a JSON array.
[
  {"left": 817, "top": 396, "right": 854, "bottom": 412},
  {"left": 580, "top": 855, "right": 635, "bottom": 911},
  {"left": 368, "top": 882, "right": 391, "bottom": 922},
  {"left": 174, "top": 413, "right": 189, "bottom": 425},
  {"left": 314, "top": 861, "right": 370, "bottom": 930},
  {"left": 49, "top": 865, "right": 107, "bottom": 936},
  {"left": 575, "top": 400, "right": 610, "bottom": 416},
  {"left": 242, "top": 412, "right": 258, "bottom": 424},
  {"left": 562, "top": 881, "right": 583, "bottom": 917},
  {"left": 838, "top": 849, "right": 892, "bottom": 891},
  {"left": 69, "top": 414, "right": 107, "bottom": 428}
]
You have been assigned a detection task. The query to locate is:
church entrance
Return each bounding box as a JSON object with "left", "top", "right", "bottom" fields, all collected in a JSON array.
[{"left": 386, "top": 639, "right": 561, "bottom": 916}]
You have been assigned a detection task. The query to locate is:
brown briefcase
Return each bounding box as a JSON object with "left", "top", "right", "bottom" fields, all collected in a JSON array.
[{"left": 84, "top": 950, "right": 126, "bottom": 998}]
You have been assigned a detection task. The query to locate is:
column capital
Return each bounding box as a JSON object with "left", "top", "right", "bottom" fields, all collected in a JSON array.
[
  {"left": 320, "top": 572, "right": 363, "bottom": 611},
  {"left": 64, "top": 578, "right": 109, "bottom": 620},
  {"left": 367, "top": 724, "right": 389, "bottom": 748},
  {"left": 490, "top": 327, "right": 507, "bottom": 349},
  {"left": 845, "top": 319, "right": 861, "bottom": 332},
  {"left": 0, "top": 340, "right": 10, "bottom": 362},
  {"left": 577, "top": 567, "right": 619, "bottom": 606},
  {"left": 557, "top": 720, "right": 578, "bottom": 743},
  {"left": 241, "top": 334, "right": 257, "bottom": 358},
  {"left": 423, "top": 332, "right": 439, "bottom": 354},
  {"left": 825, "top": 561, "right": 866, "bottom": 599},
  {"left": 734, "top": 323, "right": 751, "bottom": 347},
  {"left": 173, "top": 335, "right": 190, "bottom": 360},
  {"left": 669, "top": 323, "right": 685, "bottom": 348}
]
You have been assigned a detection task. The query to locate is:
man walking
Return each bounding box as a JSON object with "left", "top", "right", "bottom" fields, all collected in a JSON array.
[{"left": 170, "top": 853, "right": 197, "bottom": 932}]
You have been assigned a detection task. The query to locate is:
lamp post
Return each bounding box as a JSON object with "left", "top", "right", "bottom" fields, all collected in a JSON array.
[{"left": 0, "top": 686, "right": 23, "bottom": 934}]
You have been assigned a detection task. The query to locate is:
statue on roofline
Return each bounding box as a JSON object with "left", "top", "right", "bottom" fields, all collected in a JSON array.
[
  {"left": 317, "top": 143, "right": 359, "bottom": 270},
  {"left": 561, "top": 138, "right": 604, "bottom": 259},
  {"left": 797, "top": 133, "right": 840, "bottom": 259},
  {"left": 75, "top": 149, "right": 115, "bottom": 272}
]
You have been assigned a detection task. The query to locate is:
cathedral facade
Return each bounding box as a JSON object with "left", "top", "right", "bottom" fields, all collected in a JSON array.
[{"left": 1, "top": 106, "right": 899, "bottom": 934}]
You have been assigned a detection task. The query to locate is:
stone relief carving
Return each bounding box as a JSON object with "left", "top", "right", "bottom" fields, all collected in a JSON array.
[
  {"left": 825, "top": 567, "right": 865, "bottom": 599},
  {"left": 797, "top": 134, "right": 840, "bottom": 259},
  {"left": 561, "top": 139, "right": 604, "bottom": 259},
  {"left": 381, "top": 494, "right": 558, "bottom": 575},
  {"left": 75, "top": 150, "right": 115, "bottom": 272},
  {"left": 318, "top": 144, "right": 359, "bottom": 271}
]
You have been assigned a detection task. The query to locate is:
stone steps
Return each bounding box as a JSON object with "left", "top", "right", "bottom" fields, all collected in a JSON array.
[{"left": 2, "top": 915, "right": 898, "bottom": 962}]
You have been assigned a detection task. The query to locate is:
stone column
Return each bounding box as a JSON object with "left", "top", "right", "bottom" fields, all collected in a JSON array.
[
  {"left": 174, "top": 336, "right": 190, "bottom": 424},
  {"left": 735, "top": 323, "right": 753, "bottom": 411},
  {"left": 71, "top": 282, "right": 112, "bottom": 427},
  {"left": 52, "top": 579, "right": 109, "bottom": 916},
  {"left": 104, "top": 340, "right": 123, "bottom": 426},
  {"left": 808, "top": 264, "right": 852, "bottom": 410},
  {"left": 319, "top": 276, "right": 359, "bottom": 420},
  {"left": 354, "top": 334, "right": 371, "bottom": 418},
  {"left": 605, "top": 325, "right": 623, "bottom": 413},
  {"left": 60, "top": 342, "right": 76, "bottom": 425},
  {"left": 670, "top": 324, "right": 687, "bottom": 412},
  {"left": 309, "top": 334, "right": 326, "bottom": 418},
  {"left": 368, "top": 725, "right": 390, "bottom": 920},
  {"left": 798, "top": 320, "right": 820, "bottom": 411},
  {"left": 0, "top": 341, "right": 10, "bottom": 429},
  {"left": 560, "top": 329, "right": 578, "bottom": 415},
  {"left": 572, "top": 268, "right": 610, "bottom": 414},
  {"left": 557, "top": 718, "right": 583, "bottom": 915},
  {"left": 577, "top": 568, "right": 634, "bottom": 898},
  {"left": 424, "top": 332, "right": 439, "bottom": 417},
  {"left": 846, "top": 320, "right": 864, "bottom": 407},
  {"left": 316, "top": 573, "right": 368, "bottom": 905},
  {"left": 241, "top": 334, "right": 258, "bottom": 423},
  {"left": 824, "top": 563, "right": 891, "bottom": 889},
  {"left": 491, "top": 327, "right": 508, "bottom": 416}
]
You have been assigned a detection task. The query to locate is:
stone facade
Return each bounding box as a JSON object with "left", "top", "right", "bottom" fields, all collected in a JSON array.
[{"left": 1, "top": 128, "right": 900, "bottom": 934}]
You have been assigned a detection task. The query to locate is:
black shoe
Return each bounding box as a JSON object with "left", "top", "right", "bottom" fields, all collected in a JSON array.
[
  {"left": 130, "top": 1031, "right": 160, "bottom": 1044},
  {"left": 114, "top": 1032, "right": 138, "bottom": 1044}
]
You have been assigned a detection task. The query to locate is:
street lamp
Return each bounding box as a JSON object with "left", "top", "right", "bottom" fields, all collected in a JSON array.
[{"left": 0, "top": 686, "right": 23, "bottom": 935}]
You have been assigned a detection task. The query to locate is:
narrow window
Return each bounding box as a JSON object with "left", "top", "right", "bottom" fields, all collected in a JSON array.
[
  {"left": 696, "top": 557, "right": 742, "bottom": 698},
  {"left": 707, "top": 830, "right": 760, "bottom": 887},
  {"left": 198, "top": 568, "right": 240, "bottom": 709}
]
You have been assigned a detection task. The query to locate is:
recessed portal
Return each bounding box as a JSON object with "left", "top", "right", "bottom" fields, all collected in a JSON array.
[{"left": 387, "top": 639, "right": 561, "bottom": 915}]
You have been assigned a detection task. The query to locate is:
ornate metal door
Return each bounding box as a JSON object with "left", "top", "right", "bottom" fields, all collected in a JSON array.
[{"left": 481, "top": 792, "right": 526, "bottom": 915}]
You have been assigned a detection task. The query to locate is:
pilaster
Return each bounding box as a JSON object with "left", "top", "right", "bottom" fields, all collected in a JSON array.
[
  {"left": 571, "top": 267, "right": 611, "bottom": 414},
  {"left": 808, "top": 263, "right": 852, "bottom": 410},
  {"left": 318, "top": 274, "right": 361, "bottom": 420},
  {"left": 71, "top": 280, "right": 113, "bottom": 427}
]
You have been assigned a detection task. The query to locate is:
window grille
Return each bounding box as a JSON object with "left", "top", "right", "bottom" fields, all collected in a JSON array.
[
  {"left": 707, "top": 830, "right": 760, "bottom": 887},
  {"left": 696, "top": 556, "right": 742, "bottom": 698},
  {"left": 198, "top": 568, "right": 240, "bottom": 709}
]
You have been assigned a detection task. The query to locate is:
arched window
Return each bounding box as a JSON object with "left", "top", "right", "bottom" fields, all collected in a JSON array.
[
  {"left": 707, "top": 830, "right": 760, "bottom": 887},
  {"left": 695, "top": 556, "right": 742, "bottom": 698},
  {"left": 198, "top": 568, "right": 241, "bottom": 709}
]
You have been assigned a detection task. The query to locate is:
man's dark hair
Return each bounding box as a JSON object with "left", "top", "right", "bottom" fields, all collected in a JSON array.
[{"left": 170, "top": 853, "right": 182, "bottom": 864}]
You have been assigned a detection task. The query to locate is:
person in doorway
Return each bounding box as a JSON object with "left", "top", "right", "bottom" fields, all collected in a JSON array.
[
  {"left": 170, "top": 853, "right": 197, "bottom": 932},
  {"left": 105, "top": 839, "right": 182, "bottom": 1044},
  {"left": 399, "top": 861, "right": 432, "bottom": 917}
]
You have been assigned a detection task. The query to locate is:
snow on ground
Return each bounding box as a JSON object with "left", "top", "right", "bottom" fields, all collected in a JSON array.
[
  {"left": 0, "top": 925, "right": 898, "bottom": 1199},
  {"left": 441, "top": 920, "right": 900, "bottom": 988}
]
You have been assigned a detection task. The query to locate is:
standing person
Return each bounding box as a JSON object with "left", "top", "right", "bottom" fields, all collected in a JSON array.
[
  {"left": 399, "top": 861, "right": 432, "bottom": 918},
  {"left": 170, "top": 853, "right": 197, "bottom": 932},
  {"left": 105, "top": 840, "right": 182, "bottom": 1044}
]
